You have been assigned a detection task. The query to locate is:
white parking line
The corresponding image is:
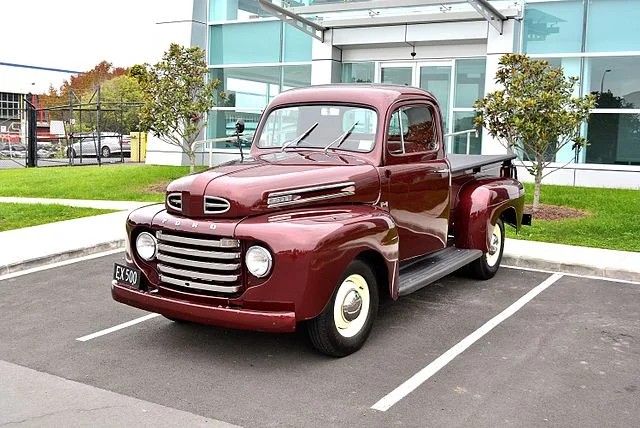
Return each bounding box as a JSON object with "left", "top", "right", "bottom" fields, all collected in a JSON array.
[
  {"left": 76, "top": 313, "right": 160, "bottom": 342},
  {"left": 0, "top": 248, "right": 124, "bottom": 282},
  {"left": 371, "top": 272, "right": 564, "bottom": 412},
  {"left": 503, "top": 264, "right": 640, "bottom": 285}
]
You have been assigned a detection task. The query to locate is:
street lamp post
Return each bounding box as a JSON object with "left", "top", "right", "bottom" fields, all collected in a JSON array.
[{"left": 600, "top": 69, "right": 611, "bottom": 93}]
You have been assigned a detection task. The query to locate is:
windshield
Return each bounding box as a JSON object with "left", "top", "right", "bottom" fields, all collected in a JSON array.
[{"left": 257, "top": 105, "right": 378, "bottom": 153}]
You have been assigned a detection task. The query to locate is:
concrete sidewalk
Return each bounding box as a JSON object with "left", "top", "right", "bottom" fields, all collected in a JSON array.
[{"left": 0, "top": 198, "right": 638, "bottom": 282}]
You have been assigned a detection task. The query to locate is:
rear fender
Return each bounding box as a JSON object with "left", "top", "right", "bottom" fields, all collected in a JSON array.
[
  {"left": 234, "top": 205, "right": 400, "bottom": 321},
  {"left": 454, "top": 177, "right": 524, "bottom": 252}
]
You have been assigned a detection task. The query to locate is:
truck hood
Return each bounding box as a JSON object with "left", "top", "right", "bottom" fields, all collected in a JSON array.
[{"left": 165, "top": 151, "right": 381, "bottom": 218}]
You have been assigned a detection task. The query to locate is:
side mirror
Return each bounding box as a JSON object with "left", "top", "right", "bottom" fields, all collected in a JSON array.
[{"left": 235, "top": 119, "right": 245, "bottom": 134}]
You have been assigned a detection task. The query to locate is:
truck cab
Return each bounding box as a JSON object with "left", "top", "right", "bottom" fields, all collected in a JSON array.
[{"left": 112, "top": 85, "right": 526, "bottom": 356}]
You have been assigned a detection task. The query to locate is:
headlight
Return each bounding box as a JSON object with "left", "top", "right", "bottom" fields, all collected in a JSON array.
[
  {"left": 136, "top": 231, "right": 157, "bottom": 261},
  {"left": 245, "top": 246, "right": 273, "bottom": 278}
]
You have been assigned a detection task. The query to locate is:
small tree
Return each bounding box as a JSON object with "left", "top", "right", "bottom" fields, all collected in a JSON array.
[
  {"left": 131, "top": 44, "right": 222, "bottom": 172},
  {"left": 474, "top": 54, "right": 595, "bottom": 213}
]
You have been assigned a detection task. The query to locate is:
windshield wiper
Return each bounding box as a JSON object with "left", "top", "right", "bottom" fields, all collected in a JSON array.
[
  {"left": 281, "top": 122, "right": 319, "bottom": 152},
  {"left": 323, "top": 121, "right": 358, "bottom": 154}
]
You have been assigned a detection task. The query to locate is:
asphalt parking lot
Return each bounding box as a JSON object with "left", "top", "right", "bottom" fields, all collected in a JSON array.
[{"left": 1, "top": 253, "right": 638, "bottom": 427}]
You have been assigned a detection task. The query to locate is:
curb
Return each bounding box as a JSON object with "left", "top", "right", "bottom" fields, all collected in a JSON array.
[
  {"left": 502, "top": 254, "right": 639, "bottom": 283},
  {"left": 0, "top": 240, "right": 125, "bottom": 277}
]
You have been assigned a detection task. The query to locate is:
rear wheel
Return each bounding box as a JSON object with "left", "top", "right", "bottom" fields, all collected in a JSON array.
[
  {"left": 468, "top": 219, "right": 504, "bottom": 280},
  {"left": 307, "top": 259, "right": 379, "bottom": 357},
  {"left": 101, "top": 146, "right": 111, "bottom": 158}
]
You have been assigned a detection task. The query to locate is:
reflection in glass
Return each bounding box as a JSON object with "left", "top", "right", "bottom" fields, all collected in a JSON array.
[
  {"left": 206, "top": 110, "right": 262, "bottom": 148},
  {"left": 420, "top": 66, "right": 451, "bottom": 130},
  {"left": 451, "top": 112, "right": 482, "bottom": 155},
  {"left": 522, "top": 0, "right": 584, "bottom": 54},
  {"left": 587, "top": 0, "right": 640, "bottom": 53},
  {"left": 454, "top": 59, "right": 486, "bottom": 108},
  {"left": 585, "top": 57, "right": 640, "bottom": 109},
  {"left": 208, "top": 65, "right": 311, "bottom": 145},
  {"left": 341, "top": 63, "right": 375, "bottom": 83},
  {"left": 586, "top": 113, "right": 640, "bottom": 165},
  {"left": 209, "top": 22, "right": 281, "bottom": 65},
  {"left": 381, "top": 67, "right": 412, "bottom": 86}
]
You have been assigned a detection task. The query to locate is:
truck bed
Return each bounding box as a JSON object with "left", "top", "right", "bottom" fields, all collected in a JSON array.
[{"left": 448, "top": 153, "right": 516, "bottom": 174}]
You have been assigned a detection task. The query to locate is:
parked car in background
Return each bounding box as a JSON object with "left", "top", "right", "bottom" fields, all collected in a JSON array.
[
  {"left": 0, "top": 142, "right": 26, "bottom": 158},
  {"left": 66, "top": 133, "right": 131, "bottom": 158}
]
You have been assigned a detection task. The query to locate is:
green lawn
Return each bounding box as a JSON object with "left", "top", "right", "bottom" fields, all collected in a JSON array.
[
  {"left": 0, "top": 165, "right": 193, "bottom": 202},
  {"left": 0, "top": 203, "right": 115, "bottom": 232},
  {"left": 507, "top": 183, "right": 640, "bottom": 252}
]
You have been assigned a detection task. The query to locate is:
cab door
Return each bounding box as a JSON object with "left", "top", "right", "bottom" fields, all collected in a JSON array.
[{"left": 382, "top": 103, "right": 450, "bottom": 260}]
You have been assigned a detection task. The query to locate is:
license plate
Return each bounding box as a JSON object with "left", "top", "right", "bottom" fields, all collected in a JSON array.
[{"left": 113, "top": 263, "right": 141, "bottom": 289}]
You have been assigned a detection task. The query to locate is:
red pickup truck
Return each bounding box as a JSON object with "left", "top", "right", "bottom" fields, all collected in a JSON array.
[{"left": 112, "top": 85, "right": 527, "bottom": 356}]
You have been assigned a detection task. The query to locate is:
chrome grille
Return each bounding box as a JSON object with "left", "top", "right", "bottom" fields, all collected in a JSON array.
[
  {"left": 167, "top": 193, "right": 182, "bottom": 212},
  {"left": 155, "top": 230, "right": 242, "bottom": 294},
  {"left": 204, "top": 196, "right": 231, "bottom": 214}
]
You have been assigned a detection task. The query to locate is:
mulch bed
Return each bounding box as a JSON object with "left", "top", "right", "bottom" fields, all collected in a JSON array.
[
  {"left": 525, "top": 204, "right": 590, "bottom": 221},
  {"left": 143, "top": 181, "right": 170, "bottom": 193}
]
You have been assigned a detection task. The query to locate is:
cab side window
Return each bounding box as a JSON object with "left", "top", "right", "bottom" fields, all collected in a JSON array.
[{"left": 387, "top": 105, "right": 438, "bottom": 155}]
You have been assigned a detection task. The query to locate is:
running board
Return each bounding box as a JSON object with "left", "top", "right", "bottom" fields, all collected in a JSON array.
[{"left": 397, "top": 247, "right": 483, "bottom": 296}]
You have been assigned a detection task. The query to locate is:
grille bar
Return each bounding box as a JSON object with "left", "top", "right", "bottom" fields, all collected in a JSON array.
[
  {"left": 158, "top": 264, "right": 239, "bottom": 283},
  {"left": 159, "top": 275, "right": 241, "bottom": 293},
  {"left": 157, "top": 243, "right": 240, "bottom": 260},
  {"left": 156, "top": 231, "right": 239, "bottom": 248},
  {"left": 157, "top": 253, "right": 240, "bottom": 271}
]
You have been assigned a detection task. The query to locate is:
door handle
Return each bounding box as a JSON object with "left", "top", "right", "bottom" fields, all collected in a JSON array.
[{"left": 434, "top": 168, "right": 448, "bottom": 173}]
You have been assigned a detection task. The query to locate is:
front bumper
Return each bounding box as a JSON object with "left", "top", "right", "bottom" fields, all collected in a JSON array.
[{"left": 111, "top": 282, "right": 296, "bottom": 333}]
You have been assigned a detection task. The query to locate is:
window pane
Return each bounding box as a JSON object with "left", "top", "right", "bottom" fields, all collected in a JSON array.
[
  {"left": 283, "top": 25, "right": 312, "bottom": 62},
  {"left": 206, "top": 110, "right": 261, "bottom": 149},
  {"left": 587, "top": 0, "right": 640, "bottom": 52},
  {"left": 402, "top": 105, "right": 437, "bottom": 153},
  {"left": 209, "top": 0, "right": 271, "bottom": 21},
  {"left": 420, "top": 66, "right": 451, "bottom": 130},
  {"left": 381, "top": 67, "right": 412, "bottom": 86},
  {"left": 211, "top": 67, "right": 281, "bottom": 109},
  {"left": 586, "top": 113, "right": 640, "bottom": 165},
  {"left": 451, "top": 112, "right": 482, "bottom": 154},
  {"left": 522, "top": 0, "right": 584, "bottom": 54},
  {"left": 585, "top": 57, "right": 640, "bottom": 109},
  {"left": 282, "top": 64, "right": 312, "bottom": 90},
  {"left": 454, "top": 59, "right": 485, "bottom": 108},
  {"left": 341, "top": 63, "right": 374, "bottom": 83},
  {"left": 209, "top": 22, "right": 281, "bottom": 65}
]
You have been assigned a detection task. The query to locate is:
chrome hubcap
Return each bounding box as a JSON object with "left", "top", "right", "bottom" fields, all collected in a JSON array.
[
  {"left": 342, "top": 290, "right": 362, "bottom": 322},
  {"left": 489, "top": 234, "right": 499, "bottom": 255}
]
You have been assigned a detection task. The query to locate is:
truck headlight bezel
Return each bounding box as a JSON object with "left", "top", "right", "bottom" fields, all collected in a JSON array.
[
  {"left": 136, "top": 231, "right": 158, "bottom": 261},
  {"left": 245, "top": 245, "right": 273, "bottom": 278}
]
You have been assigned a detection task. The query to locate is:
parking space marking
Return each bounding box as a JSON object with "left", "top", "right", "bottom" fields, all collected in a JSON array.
[
  {"left": 76, "top": 313, "right": 160, "bottom": 342},
  {"left": 371, "top": 272, "right": 564, "bottom": 412},
  {"left": 503, "top": 264, "right": 640, "bottom": 285},
  {"left": 0, "top": 248, "right": 124, "bottom": 282}
]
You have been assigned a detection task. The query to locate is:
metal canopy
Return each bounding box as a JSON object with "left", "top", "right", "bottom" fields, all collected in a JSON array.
[
  {"left": 466, "top": 0, "right": 506, "bottom": 34},
  {"left": 257, "top": 0, "right": 326, "bottom": 42},
  {"left": 258, "top": 1, "right": 506, "bottom": 39}
]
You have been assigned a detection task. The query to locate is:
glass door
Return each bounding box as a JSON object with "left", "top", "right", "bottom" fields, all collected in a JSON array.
[
  {"left": 380, "top": 63, "right": 413, "bottom": 86},
  {"left": 418, "top": 63, "right": 453, "bottom": 133}
]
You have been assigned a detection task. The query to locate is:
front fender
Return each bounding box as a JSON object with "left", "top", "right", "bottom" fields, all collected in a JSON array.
[
  {"left": 234, "top": 205, "right": 399, "bottom": 321},
  {"left": 454, "top": 177, "right": 524, "bottom": 252}
]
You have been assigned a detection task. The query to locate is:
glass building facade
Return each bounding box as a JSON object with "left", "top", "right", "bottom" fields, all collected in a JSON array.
[
  {"left": 522, "top": 0, "right": 640, "bottom": 166},
  {"left": 206, "top": 0, "right": 640, "bottom": 166}
]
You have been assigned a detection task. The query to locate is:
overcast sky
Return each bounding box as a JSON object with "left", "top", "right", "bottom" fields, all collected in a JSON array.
[{"left": 1, "top": 0, "right": 197, "bottom": 93}]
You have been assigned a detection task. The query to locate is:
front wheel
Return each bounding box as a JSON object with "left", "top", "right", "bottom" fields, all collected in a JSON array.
[
  {"left": 468, "top": 219, "right": 504, "bottom": 280},
  {"left": 101, "top": 146, "right": 111, "bottom": 158},
  {"left": 307, "top": 259, "right": 379, "bottom": 357}
]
